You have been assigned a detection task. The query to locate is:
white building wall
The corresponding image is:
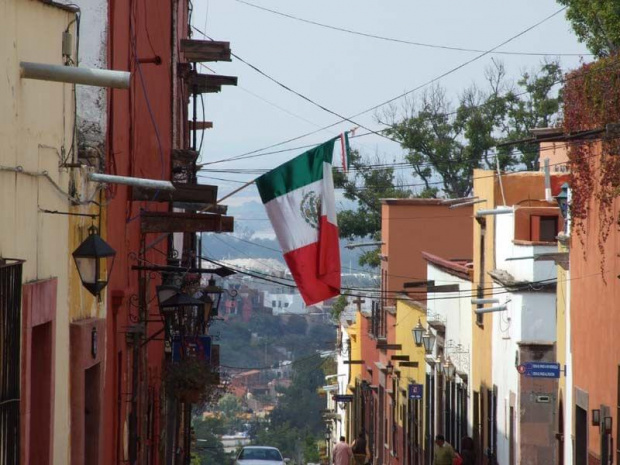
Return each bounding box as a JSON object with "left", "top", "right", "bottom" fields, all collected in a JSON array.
[
  {"left": 426, "top": 265, "right": 473, "bottom": 435},
  {"left": 335, "top": 327, "right": 351, "bottom": 440},
  {"left": 56, "top": 0, "right": 108, "bottom": 153},
  {"left": 493, "top": 213, "right": 558, "bottom": 465},
  {"left": 495, "top": 213, "right": 557, "bottom": 282}
]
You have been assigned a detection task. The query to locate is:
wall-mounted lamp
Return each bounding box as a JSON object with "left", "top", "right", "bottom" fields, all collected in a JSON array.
[
  {"left": 554, "top": 182, "right": 569, "bottom": 219},
  {"left": 592, "top": 409, "right": 601, "bottom": 427},
  {"left": 412, "top": 319, "right": 424, "bottom": 346},
  {"left": 604, "top": 416, "right": 613, "bottom": 435},
  {"left": 442, "top": 356, "right": 456, "bottom": 379},
  {"left": 200, "top": 275, "right": 238, "bottom": 318},
  {"left": 72, "top": 225, "right": 116, "bottom": 296},
  {"left": 422, "top": 327, "right": 436, "bottom": 354}
]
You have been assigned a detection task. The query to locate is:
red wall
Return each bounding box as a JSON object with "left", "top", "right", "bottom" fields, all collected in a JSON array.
[
  {"left": 569, "top": 143, "right": 620, "bottom": 458},
  {"left": 103, "top": 2, "right": 190, "bottom": 463}
]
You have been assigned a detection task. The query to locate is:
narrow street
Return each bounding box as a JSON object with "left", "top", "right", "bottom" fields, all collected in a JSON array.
[{"left": 0, "top": 1, "right": 617, "bottom": 464}]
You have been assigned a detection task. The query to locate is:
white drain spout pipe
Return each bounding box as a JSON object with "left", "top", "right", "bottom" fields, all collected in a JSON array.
[{"left": 20, "top": 62, "right": 130, "bottom": 89}]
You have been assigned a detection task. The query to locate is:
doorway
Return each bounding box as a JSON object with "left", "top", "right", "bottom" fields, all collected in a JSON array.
[
  {"left": 575, "top": 406, "right": 587, "bottom": 465},
  {"left": 85, "top": 363, "right": 101, "bottom": 464},
  {"left": 30, "top": 322, "right": 53, "bottom": 464}
]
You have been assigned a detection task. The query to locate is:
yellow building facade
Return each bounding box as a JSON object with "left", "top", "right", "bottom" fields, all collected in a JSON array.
[
  {"left": 0, "top": 2, "right": 105, "bottom": 463},
  {"left": 394, "top": 297, "right": 427, "bottom": 464}
]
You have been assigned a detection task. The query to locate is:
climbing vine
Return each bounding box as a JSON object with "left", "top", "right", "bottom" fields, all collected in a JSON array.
[{"left": 563, "top": 55, "right": 620, "bottom": 270}]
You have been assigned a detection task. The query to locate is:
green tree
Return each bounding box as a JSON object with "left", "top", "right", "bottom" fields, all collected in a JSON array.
[
  {"left": 285, "top": 315, "right": 308, "bottom": 335},
  {"left": 383, "top": 60, "right": 563, "bottom": 197},
  {"left": 557, "top": 0, "right": 620, "bottom": 57},
  {"left": 218, "top": 394, "right": 244, "bottom": 432},
  {"left": 193, "top": 417, "right": 230, "bottom": 465},
  {"left": 500, "top": 60, "right": 564, "bottom": 170},
  {"left": 330, "top": 295, "right": 347, "bottom": 321}
]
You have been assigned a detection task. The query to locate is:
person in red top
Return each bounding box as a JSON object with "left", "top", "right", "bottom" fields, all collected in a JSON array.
[{"left": 333, "top": 436, "right": 353, "bottom": 465}]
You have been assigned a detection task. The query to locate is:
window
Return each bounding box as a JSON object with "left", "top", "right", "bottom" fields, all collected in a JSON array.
[
  {"left": 272, "top": 300, "right": 276, "bottom": 307},
  {"left": 0, "top": 260, "right": 23, "bottom": 464},
  {"left": 531, "top": 215, "right": 559, "bottom": 242}
]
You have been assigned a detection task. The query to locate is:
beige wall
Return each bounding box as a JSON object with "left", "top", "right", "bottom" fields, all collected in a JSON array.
[{"left": 0, "top": 2, "right": 91, "bottom": 463}]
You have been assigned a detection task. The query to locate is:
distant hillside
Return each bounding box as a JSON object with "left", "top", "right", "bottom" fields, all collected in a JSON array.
[{"left": 201, "top": 233, "right": 374, "bottom": 275}]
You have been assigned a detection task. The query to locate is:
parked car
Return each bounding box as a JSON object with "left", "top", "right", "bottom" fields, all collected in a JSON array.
[{"left": 235, "top": 446, "right": 290, "bottom": 465}]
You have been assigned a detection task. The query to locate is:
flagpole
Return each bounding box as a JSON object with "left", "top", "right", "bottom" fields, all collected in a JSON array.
[{"left": 198, "top": 178, "right": 256, "bottom": 212}]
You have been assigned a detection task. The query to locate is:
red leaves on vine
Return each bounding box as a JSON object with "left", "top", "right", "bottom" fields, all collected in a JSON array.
[{"left": 564, "top": 56, "right": 620, "bottom": 277}]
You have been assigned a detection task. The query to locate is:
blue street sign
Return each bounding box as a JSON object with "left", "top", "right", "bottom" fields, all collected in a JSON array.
[
  {"left": 408, "top": 383, "right": 423, "bottom": 400},
  {"left": 518, "top": 362, "right": 561, "bottom": 378},
  {"left": 333, "top": 394, "right": 354, "bottom": 402}
]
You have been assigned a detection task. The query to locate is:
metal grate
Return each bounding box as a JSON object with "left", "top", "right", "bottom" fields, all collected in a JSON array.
[{"left": 0, "top": 259, "right": 23, "bottom": 465}]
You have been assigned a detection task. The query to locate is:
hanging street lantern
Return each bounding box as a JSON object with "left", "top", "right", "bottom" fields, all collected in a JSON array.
[
  {"left": 443, "top": 356, "right": 456, "bottom": 379},
  {"left": 201, "top": 275, "right": 238, "bottom": 318},
  {"left": 412, "top": 319, "right": 425, "bottom": 346},
  {"left": 158, "top": 291, "right": 206, "bottom": 338},
  {"left": 72, "top": 225, "right": 116, "bottom": 296},
  {"left": 554, "top": 182, "right": 569, "bottom": 219},
  {"left": 156, "top": 285, "right": 181, "bottom": 313},
  {"left": 158, "top": 291, "right": 204, "bottom": 316},
  {"left": 422, "top": 327, "right": 436, "bottom": 354}
]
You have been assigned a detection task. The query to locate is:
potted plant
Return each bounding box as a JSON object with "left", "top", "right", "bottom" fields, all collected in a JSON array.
[{"left": 165, "top": 358, "right": 223, "bottom": 405}]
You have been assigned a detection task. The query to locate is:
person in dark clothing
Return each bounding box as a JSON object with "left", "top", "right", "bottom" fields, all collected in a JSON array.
[
  {"left": 351, "top": 431, "right": 369, "bottom": 465},
  {"left": 460, "top": 436, "right": 475, "bottom": 465}
]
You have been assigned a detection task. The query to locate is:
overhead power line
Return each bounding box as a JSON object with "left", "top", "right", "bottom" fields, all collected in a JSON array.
[
  {"left": 193, "top": 7, "right": 568, "bottom": 166},
  {"left": 233, "top": 0, "right": 589, "bottom": 57}
]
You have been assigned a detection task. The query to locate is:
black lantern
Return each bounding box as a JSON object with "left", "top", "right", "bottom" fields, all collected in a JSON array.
[
  {"left": 201, "top": 275, "right": 238, "bottom": 318},
  {"left": 422, "top": 327, "right": 436, "bottom": 354},
  {"left": 324, "top": 427, "right": 331, "bottom": 441},
  {"left": 156, "top": 285, "right": 180, "bottom": 311},
  {"left": 202, "top": 276, "right": 223, "bottom": 317},
  {"left": 554, "top": 182, "right": 569, "bottom": 219},
  {"left": 604, "top": 416, "right": 613, "bottom": 435},
  {"left": 158, "top": 291, "right": 204, "bottom": 316},
  {"left": 592, "top": 409, "right": 601, "bottom": 427},
  {"left": 412, "top": 319, "right": 424, "bottom": 346},
  {"left": 72, "top": 225, "right": 116, "bottom": 296}
]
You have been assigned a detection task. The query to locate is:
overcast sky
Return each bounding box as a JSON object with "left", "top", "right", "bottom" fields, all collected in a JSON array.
[{"left": 190, "top": 0, "right": 590, "bottom": 220}]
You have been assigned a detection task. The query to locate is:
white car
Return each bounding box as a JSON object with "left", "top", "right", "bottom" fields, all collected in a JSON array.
[{"left": 235, "top": 446, "right": 289, "bottom": 465}]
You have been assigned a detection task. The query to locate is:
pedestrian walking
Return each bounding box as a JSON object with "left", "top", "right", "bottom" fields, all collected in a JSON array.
[
  {"left": 351, "top": 431, "right": 369, "bottom": 465},
  {"left": 433, "top": 434, "right": 456, "bottom": 465},
  {"left": 459, "top": 436, "right": 475, "bottom": 465},
  {"left": 333, "top": 436, "right": 353, "bottom": 465}
]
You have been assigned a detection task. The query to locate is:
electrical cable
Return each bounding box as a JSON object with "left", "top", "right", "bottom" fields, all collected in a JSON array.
[
  {"left": 192, "top": 8, "right": 568, "bottom": 166},
  {"left": 232, "top": 0, "right": 589, "bottom": 57}
]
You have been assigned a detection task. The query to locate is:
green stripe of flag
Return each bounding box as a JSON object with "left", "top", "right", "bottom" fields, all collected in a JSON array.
[{"left": 256, "top": 137, "right": 338, "bottom": 204}]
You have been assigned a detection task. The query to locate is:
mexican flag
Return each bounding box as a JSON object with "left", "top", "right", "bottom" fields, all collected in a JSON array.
[{"left": 256, "top": 137, "right": 341, "bottom": 306}]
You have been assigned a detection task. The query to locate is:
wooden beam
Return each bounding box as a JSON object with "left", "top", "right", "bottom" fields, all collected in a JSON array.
[
  {"left": 377, "top": 343, "right": 402, "bottom": 350},
  {"left": 180, "top": 39, "right": 232, "bottom": 62},
  {"left": 140, "top": 211, "right": 233, "bottom": 234},
  {"left": 131, "top": 183, "right": 218, "bottom": 204},
  {"left": 391, "top": 355, "right": 410, "bottom": 361},
  {"left": 190, "top": 73, "right": 238, "bottom": 94},
  {"left": 344, "top": 360, "right": 365, "bottom": 365},
  {"left": 398, "top": 361, "right": 419, "bottom": 368},
  {"left": 190, "top": 121, "right": 213, "bottom": 130},
  {"left": 403, "top": 280, "right": 434, "bottom": 288}
]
